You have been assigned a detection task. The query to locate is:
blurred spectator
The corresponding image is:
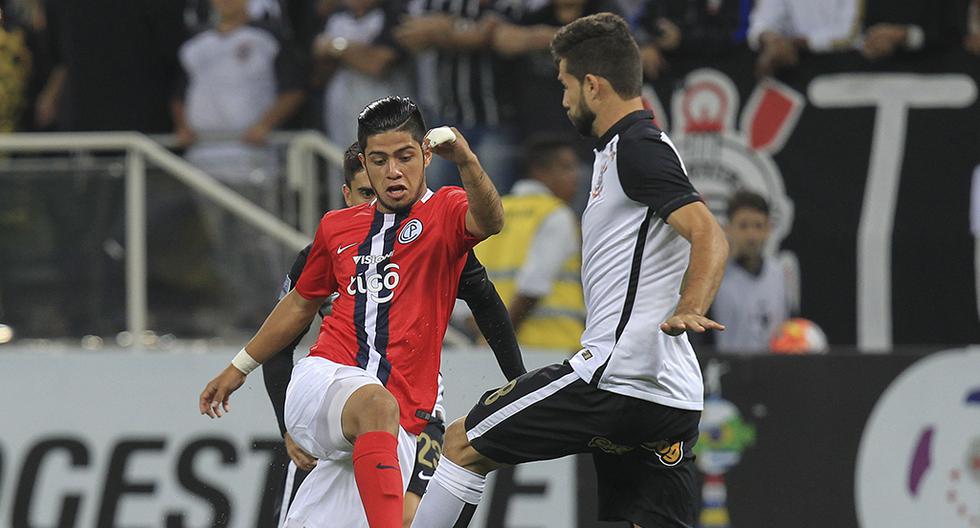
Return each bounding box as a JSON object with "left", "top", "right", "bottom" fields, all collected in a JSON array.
[
  {"left": 284, "top": 0, "right": 331, "bottom": 51},
  {"left": 711, "top": 191, "right": 792, "bottom": 353},
  {"left": 0, "top": 0, "right": 34, "bottom": 133},
  {"left": 474, "top": 136, "right": 585, "bottom": 352},
  {"left": 40, "top": 0, "right": 185, "bottom": 132},
  {"left": 964, "top": 0, "right": 980, "bottom": 54},
  {"left": 172, "top": 0, "right": 306, "bottom": 331},
  {"left": 25, "top": 0, "right": 186, "bottom": 335},
  {"left": 491, "top": 0, "right": 616, "bottom": 143},
  {"left": 0, "top": 0, "right": 43, "bottom": 335},
  {"left": 312, "top": 0, "right": 410, "bottom": 146},
  {"left": 861, "top": 0, "right": 965, "bottom": 60},
  {"left": 396, "top": 0, "right": 520, "bottom": 190},
  {"left": 747, "top": 0, "right": 860, "bottom": 77},
  {"left": 5, "top": 0, "right": 54, "bottom": 133},
  {"left": 634, "top": 0, "right": 750, "bottom": 79},
  {"left": 183, "top": 0, "right": 324, "bottom": 73}
]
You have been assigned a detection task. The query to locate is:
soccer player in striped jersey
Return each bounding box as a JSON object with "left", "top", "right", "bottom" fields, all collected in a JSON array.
[
  {"left": 199, "top": 96, "right": 505, "bottom": 527},
  {"left": 412, "top": 14, "right": 729, "bottom": 528}
]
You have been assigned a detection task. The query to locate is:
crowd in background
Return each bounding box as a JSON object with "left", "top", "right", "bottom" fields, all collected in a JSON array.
[
  {"left": 1, "top": 0, "right": 979, "bottom": 349},
  {"left": 2, "top": 0, "right": 979, "bottom": 142}
]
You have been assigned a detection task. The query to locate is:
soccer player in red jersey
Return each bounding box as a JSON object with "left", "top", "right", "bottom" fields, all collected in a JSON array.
[
  {"left": 198, "top": 96, "right": 504, "bottom": 527},
  {"left": 262, "top": 142, "right": 525, "bottom": 526}
]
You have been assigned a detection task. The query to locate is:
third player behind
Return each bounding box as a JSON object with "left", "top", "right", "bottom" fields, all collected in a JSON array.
[{"left": 412, "top": 13, "right": 729, "bottom": 528}]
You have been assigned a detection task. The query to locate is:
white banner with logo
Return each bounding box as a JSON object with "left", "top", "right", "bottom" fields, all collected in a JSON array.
[{"left": 0, "top": 348, "right": 577, "bottom": 527}]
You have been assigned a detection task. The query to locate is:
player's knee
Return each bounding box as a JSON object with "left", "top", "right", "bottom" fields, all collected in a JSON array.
[
  {"left": 345, "top": 385, "right": 400, "bottom": 438},
  {"left": 362, "top": 387, "right": 400, "bottom": 428}
]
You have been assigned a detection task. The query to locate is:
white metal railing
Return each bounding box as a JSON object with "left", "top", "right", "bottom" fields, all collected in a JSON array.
[
  {"left": 0, "top": 130, "right": 345, "bottom": 339},
  {"left": 148, "top": 130, "right": 347, "bottom": 233},
  {"left": 284, "top": 131, "right": 346, "bottom": 233}
]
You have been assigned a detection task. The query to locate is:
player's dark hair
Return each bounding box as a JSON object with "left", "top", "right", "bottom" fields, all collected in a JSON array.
[
  {"left": 727, "top": 190, "right": 770, "bottom": 219},
  {"left": 357, "top": 96, "right": 427, "bottom": 151},
  {"left": 521, "top": 134, "right": 576, "bottom": 175},
  {"left": 342, "top": 142, "right": 363, "bottom": 187},
  {"left": 550, "top": 13, "right": 642, "bottom": 99}
]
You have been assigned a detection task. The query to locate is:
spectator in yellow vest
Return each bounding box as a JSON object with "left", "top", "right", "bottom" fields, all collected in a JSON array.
[{"left": 474, "top": 135, "right": 585, "bottom": 351}]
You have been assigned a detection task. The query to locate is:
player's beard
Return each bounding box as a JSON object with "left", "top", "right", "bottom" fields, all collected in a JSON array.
[{"left": 568, "top": 95, "right": 597, "bottom": 137}]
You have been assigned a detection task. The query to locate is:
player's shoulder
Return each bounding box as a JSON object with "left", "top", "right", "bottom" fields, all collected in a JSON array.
[
  {"left": 616, "top": 118, "right": 666, "bottom": 152},
  {"left": 430, "top": 186, "right": 467, "bottom": 205},
  {"left": 320, "top": 202, "right": 375, "bottom": 229},
  {"left": 434, "top": 185, "right": 466, "bottom": 198},
  {"left": 615, "top": 119, "right": 680, "bottom": 171}
]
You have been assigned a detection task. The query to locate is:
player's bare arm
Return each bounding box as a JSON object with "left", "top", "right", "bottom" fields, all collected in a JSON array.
[
  {"left": 198, "top": 289, "right": 326, "bottom": 418},
  {"left": 428, "top": 127, "right": 504, "bottom": 239},
  {"left": 661, "top": 201, "right": 729, "bottom": 336}
]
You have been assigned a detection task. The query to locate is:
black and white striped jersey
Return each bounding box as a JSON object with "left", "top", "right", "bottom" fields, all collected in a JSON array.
[
  {"left": 569, "top": 110, "right": 705, "bottom": 411},
  {"left": 408, "top": 0, "right": 523, "bottom": 127}
]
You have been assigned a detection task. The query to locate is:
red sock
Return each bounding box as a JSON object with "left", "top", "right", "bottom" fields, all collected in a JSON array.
[{"left": 353, "top": 431, "right": 404, "bottom": 528}]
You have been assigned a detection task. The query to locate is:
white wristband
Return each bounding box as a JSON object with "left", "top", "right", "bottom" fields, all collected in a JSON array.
[{"left": 231, "top": 348, "right": 261, "bottom": 375}]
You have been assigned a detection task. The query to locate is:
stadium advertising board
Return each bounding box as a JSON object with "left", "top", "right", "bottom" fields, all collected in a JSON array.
[
  {"left": 2, "top": 348, "right": 978, "bottom": 527},
  {"left": 0, "top": 350, "right": 280, "bottom": 527},
  {"left": 0, "top": 350, "right": 584, "bottom": 527}
]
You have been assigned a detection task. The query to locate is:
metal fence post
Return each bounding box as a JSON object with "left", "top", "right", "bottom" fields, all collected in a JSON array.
[{"left": 125, "top": 148, "right": 148, "bottom": 341}]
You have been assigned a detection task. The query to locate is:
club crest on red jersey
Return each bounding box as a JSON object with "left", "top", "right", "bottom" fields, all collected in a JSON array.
[{"left": 398, "top": 219, "right": 424, "bottom": 244}]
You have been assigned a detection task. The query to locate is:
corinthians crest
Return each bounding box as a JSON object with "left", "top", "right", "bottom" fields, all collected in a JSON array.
[{"left": 644, "top": 69, "right": 803, "bottom": 254}]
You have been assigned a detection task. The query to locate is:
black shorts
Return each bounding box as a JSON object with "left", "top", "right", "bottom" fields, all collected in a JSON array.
[
  {"left": 407, "top": 418, "right": 446, "bottom": 496},
  {"left": 464, "top": 361, "right": 701, "bottom": 528}
]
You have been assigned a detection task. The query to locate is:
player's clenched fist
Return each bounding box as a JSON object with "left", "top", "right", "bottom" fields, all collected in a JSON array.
[
  {"left": 199, "top": 365, "right": 246, "bottom": 419},
  {"left": 425, "top": 126, "right": 476, "bottom": 166}
]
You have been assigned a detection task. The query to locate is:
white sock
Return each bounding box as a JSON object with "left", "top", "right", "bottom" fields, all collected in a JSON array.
[{"left": 411, "top": 458, "right": 485, "bottom": 527}]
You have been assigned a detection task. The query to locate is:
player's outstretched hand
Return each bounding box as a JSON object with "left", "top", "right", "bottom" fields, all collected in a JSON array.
[
  {"left": 660, "top": 313, "right": 725, "bottom": 336},
  {"left": 425, "top": 127, "right": 475, "bottom": 166},
  {"left": 199, "top": 365, "right": 246, "bottom": 419},
  {"left": 285, "top": 433, "right": 318, "bottom": 472}
]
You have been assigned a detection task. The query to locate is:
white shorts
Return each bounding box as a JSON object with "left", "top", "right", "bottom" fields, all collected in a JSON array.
[{"left": 283, "top": 356, "right": 416, "bottom": 528}]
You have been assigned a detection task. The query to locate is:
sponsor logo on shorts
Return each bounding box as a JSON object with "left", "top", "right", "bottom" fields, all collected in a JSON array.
[
  {"left": 588, "top": 436, "right": 633, "bottom": 455},
  {"left": 417, "top": 471, "right": 432, "bottom": 481},
  {"left": 398, "top": 219, "right": 424, "bottom": 244},
  {"left": 642, "top": 440, "right": 684, "bottom": 466}
]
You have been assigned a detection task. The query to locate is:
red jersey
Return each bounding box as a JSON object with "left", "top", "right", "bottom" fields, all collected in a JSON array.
[{"left": 295, "top": 187, "right": 481, "bottom": 434}]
